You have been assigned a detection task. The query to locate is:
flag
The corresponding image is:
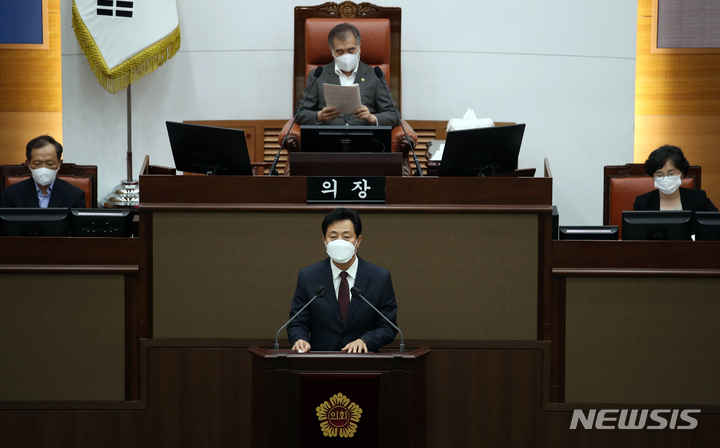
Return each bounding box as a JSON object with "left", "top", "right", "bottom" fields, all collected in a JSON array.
[{"left": 72, "top": 0, "right": 181, "bottom": 93}]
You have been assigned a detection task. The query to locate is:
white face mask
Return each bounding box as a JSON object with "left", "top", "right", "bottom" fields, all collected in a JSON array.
[
  {"left": 31, "top": 167, "right": 58, "bottom": 187},
  {"left": 334, "top": 51, "right": 360, "bottom": 73},
  {"left": 655, "top": 175, "right": 682, "bottom": 195},
  {"left": 325, "top": 239, "right": 357, "bottom": 264}
]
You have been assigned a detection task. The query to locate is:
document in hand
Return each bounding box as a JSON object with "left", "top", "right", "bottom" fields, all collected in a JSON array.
[{"left": 323, "top": 83, "right": 362, "bottom": 114}]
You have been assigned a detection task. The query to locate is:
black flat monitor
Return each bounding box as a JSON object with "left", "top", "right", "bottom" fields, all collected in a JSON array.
[
  {"left": 0, "top": 208, "right": 70, "bottom": 236},
  {"left": 71, "top": 209, "right": 132, "bottom": 237},
  {"left": 559, "top": 226, "right": 619, "bottom": 240},
  {"left": 621, "top": 210, "right": 692, "bottom": 241},
  {"left": 438, "top": 123, "right": 526, "bottom": 177},
  {"left": 166, "top": 121, "right": 253, "bottom": 175},
  {"left": 695, "top": 211, "right": 720, "bottom": 241},
  {"left": 300, "top": 125, "right": 392, "bottom": 153}
]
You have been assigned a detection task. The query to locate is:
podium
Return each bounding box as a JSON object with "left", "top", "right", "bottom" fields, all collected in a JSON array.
[{"left": 249, "top": 347, "right": 430, "bottom": 447}]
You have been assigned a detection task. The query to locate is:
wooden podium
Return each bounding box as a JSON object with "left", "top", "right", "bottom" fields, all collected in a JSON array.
[{"left": 249, "top": 347, "right": 430, "bottom": 448}]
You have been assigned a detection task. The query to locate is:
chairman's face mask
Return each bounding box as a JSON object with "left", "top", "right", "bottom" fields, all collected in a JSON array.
[
  {"left": 655, "top": 175, "right": 682, "bottom": 195},
  {"left": 334, "top": 51, "right": 360, "bottom": 73},
  {"left": 325, "top": 239, "right": 358, "bottom": 264},
  {"left": 31, "top": 167, "right": 58, "bottom": 187}
]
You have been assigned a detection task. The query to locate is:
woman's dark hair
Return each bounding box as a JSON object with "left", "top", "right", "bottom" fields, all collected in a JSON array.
[
  {"left": 322, "top": 208, "right": 362, "bottom": 236},
  {"left": 26, "top": 135, "right": 63, "bottom": 161},
  {"left": 644, "top": 145, "right": 689, "bottom": 177}
]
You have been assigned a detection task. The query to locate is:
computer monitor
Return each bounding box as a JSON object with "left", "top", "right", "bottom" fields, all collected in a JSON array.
[
  {"left": 559, "top": 226, "right": 619, "bottom": 240},
  {"left": 695, "top": 211, "right": 720, "bottom": 241},
  {"left": 300, "top": 125, "right": 392, "bottom": 153},
  {"left": 166, "top": 121, "right": 253, "bottom": 175},
  {"left": 71, "top": 209, "right": 132, "bottom": 237},
  {"left": 0, "top": 208, "right": 70, "bottom": 236},
  {"left": 621, "top": 210, "right": 692, "bottom": 241},
  {"left": 438, "top": 124, "right": 526, "bottom": 177}
]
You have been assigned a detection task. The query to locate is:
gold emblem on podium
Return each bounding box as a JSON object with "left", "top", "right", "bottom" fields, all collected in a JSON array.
[{"left": 316, "top": 392, "right": 362, "bottom": 437}]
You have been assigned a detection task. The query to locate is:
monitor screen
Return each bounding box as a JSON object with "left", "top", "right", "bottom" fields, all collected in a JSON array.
[
  {"left": 559, "top": 226, "right": 619, "bottom": 240},
  {"left": 166, "top": 121, "right": 253, "bottom": 175},
  {"left": 300, "top": 125, "right": 392, "bottom": 153},
  {"left": 0, "top": 208, "right": 70, "bottom": 236},
  {"left": 621, "top": 210, "right": 692, "bottom": 241},
  {"left": 695, "top": 211, "right": 720, "bottom": 241},
  {"left": 71, "top": 209, "right": 132, "bottom": 237},
  {"left": 438, "top": 123, "right": 526, "bottom": 177}
]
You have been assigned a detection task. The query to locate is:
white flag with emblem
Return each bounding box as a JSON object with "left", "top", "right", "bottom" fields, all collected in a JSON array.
[{"left": 72, "top": 0, "right": 181, "bottom": 93}]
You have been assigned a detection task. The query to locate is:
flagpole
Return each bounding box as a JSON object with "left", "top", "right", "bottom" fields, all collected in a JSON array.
[{"left": 127, "top": 84, "right": 133, "bottom": 182}]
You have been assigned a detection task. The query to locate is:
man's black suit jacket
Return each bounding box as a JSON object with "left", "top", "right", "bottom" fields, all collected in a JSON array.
[
  {"left": 295, "top": 61, "right": 401, "bottom": 127},
  {"left": 1, "top": 177, "right": 86, "bottom": 208},
  {"left": 633, "top": 187, "right": 718, "bottom": 213},
  {"left": 287, "top": 257, "right": 398, "bottom": 352}
]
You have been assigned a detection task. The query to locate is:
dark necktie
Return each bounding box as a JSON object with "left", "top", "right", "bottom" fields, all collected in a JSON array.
[{"left": 338, "top": 271, "right": 350, "bottom": 322}]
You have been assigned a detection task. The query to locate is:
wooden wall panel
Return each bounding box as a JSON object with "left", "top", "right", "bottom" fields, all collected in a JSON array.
[
  {"left": 635, "top": 0, "right": 720, "bottom": 207},
  {"left": 0, "top": 0, "right": 62, "bottom": 165}
]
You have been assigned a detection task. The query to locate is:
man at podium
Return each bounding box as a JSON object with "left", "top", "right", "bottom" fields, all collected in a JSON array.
[
  {"left": 295, "top": 23, "right": 400, "bottom": 127},
  {"left": 288, "top": 208, "right": 398, "bottom": 353}
]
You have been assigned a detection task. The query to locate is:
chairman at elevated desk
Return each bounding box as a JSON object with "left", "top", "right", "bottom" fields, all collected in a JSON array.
[
  {"left": 288, "top": 208, "right": 398, "bottom": 354},
  {"left": 296, "top": 23, "right": 400, "bottom": 128},
  {"left": 1, "top": 135, "right": 86, "bottom": 208}
]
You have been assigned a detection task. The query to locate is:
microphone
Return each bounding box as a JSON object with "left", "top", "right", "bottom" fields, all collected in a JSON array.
[
  {"left": 269, "top": 66, "right": 324, "bottom": 176},
  {"left": 275, "top": 285, "right": 326, "bottom": 350},
  {"left": 373, "top": 66, "right": 423, "bottom": 177},
  {"left": 350, "top": 287, "right": 404, "bottom": 352}
]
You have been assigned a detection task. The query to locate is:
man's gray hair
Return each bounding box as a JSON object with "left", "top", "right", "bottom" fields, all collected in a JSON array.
[{"left": 327, "top": 23, "right": 361, "bottom": 48}]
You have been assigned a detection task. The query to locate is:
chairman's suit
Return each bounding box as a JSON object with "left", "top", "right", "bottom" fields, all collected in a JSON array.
[
  {"left": 296, "top": 61, "right": 401, "bottom": 127},
  {"left": 287, "top": 256, "right": 398, "bottom": 352},
  {"left": 633, "top": 187, "right": 718, "bottom": 213},
  {"left": 1, "top": 177, "right": 86, "bottom": 208}
]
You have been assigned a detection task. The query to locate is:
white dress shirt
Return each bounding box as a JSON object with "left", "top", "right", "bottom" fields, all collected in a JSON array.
[{"left": 329, "top": 255, "right": 358, "bottom": 301}]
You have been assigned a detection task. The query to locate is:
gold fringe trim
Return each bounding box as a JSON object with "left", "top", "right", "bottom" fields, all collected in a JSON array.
[{"left": 71, "top": 0, "right": 181, "bottom": 94}]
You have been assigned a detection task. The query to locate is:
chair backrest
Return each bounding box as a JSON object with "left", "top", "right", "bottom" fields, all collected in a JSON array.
[
  {"left": 603, "top": 163, "right": 700, "bottom": 227},
  {"left": 1, "top": 163, "right": 98, "bottom": 208},
  {"left": 293, "top": 2, "right": 402, "bottom": 110}
]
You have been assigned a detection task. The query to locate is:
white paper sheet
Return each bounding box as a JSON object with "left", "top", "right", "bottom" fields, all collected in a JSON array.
[{"left": 323, "top": 83, "right": 362, "bottom": 114}]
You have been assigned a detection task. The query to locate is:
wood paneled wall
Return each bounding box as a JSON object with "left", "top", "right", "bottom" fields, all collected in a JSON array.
[
  {"left": 635, "top": 0, "right": 720, "bottom": 204},
  {"left": 0, "top": 0, "right": 62, "bottom": 164}
]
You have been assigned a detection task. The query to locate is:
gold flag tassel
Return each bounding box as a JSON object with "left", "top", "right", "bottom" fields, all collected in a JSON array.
[{"left": 71, "top": 1, "right": 181, "bottom": 94}]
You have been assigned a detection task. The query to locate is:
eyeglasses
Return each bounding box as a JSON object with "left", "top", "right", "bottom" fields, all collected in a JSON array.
[{"left": 653, "top": 172, "right": 680, "bottom": 179}]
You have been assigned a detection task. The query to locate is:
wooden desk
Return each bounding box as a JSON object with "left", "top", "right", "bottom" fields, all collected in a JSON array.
[
  {"left": 0, "top": 237, "right": 142, "bottom": 405},
  {"left": 551, "top": 240, "right": 720, "bottom": 407}
]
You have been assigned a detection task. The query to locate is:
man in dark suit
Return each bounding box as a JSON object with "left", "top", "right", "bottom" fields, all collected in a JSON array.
[
  {"left": 1, "top": 135, "right": 86, "bottom": 208},
  {"left": 287, "top": 208, "right": 398, "bottom": 353},
  {"left": 295, "top": 23, "right": 400, "bottom": 128}
]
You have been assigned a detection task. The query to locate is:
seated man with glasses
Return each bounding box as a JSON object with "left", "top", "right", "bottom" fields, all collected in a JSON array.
[{"left": 633, "top": 145, "right": 717, "bottom": 212}]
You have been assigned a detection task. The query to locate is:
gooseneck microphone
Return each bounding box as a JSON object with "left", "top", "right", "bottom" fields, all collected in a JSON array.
[
  {"left": 350, "top": 287, "right": 404, "bottom": 352},
  {"left": 269, "top": 66, "right": 324, "bottom": 176},
  {"left": 275, "top": 285, "right": 326, "bottom": 350},
  {"left": 373, "top": 66, "right": 423, "bottom": 177}
]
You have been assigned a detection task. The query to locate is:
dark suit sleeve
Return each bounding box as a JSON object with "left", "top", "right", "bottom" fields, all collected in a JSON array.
[
  {"left": 286, "top": 269, "right": 312, "bottom": 346},
  {"left": 73, "top": 189, "right": 87, "bottom": 208},
  {"left": 368, "top": 77, "right": 400, "bottom": 127},
  {"left": 1, "top": 187, "right": 16, "bottom": 208},
  {"left": 296, "top": 69, "right": 323, "bottom": 125},
  {"left": 700, "top": 191, "right": 719, "bottom": 212},
  {"left": 361, "top": 270, "right": 398, "bottom": 352}
]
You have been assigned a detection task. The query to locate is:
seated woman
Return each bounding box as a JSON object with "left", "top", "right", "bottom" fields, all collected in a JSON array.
[{"left": 634, "top": 145, "right": 718, "bottom": 212}]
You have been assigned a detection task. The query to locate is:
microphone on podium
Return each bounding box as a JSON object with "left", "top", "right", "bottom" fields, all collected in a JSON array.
[
  {"left": 350, "top": 287, "right": 404, "bottom": 352},
  {"left": 373, "top": 66, "right": 423, "bottom": 177},
  {"left": 269, "top": 65, "right": 324, "bottom": 176},
  {"left": 275, "top": 284, "right": 326, "bottom": 350}
]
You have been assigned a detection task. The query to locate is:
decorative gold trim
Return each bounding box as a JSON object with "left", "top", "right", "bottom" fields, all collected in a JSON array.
[{"left": 71, "top": 0, "right": 181, "bottom": 93}]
